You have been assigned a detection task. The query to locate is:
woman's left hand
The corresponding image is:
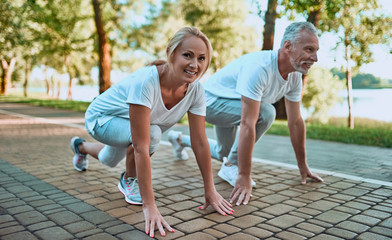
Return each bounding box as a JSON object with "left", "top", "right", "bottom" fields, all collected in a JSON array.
[{"left": 199, "top": 190, "right": 234, "bottom": 215}]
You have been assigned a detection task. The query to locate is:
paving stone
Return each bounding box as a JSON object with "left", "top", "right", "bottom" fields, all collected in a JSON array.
[
  {"left": 81, "top": 210, "right": 116, "bottom": 224},
  {"left": 369, "top": 226, "right": 392, "bottom": 237},
  {"left": 306, "top": 200, "right": 340, "bottom": 211},
  {"left": 83, "top": 232, "right": 119, "bottom": 240},
  {"left": 221, "top": 232, "right": 259, "bottom": 240},
  {"left": 379, "top": 217, "right": 392, "bottom": 228},
  {"left": 64, "top": 201, "right": 97, "bottom": 214},
  {"left": 362, "top": 209, "right": 391, "bottom": 219},
  {"left": 266, "top": 215, "right": 304, "bottom": 229},
  {"left": 74, "top": 228, "right": 104, "bottom": 238},
  {"left": 14, "top": 210, "right": 47, "bottom": 225},
  {"left": 243, "top": 227, "right": 273, "bottom": 238},
  {"left": 1, "top": 231, "right": 38, "bottom": 240},
  {"left": 228, "top": 215, "right": 265, "bottom": 228},
  {"left": 63, "top": 221, "right": 96, "bottom": 233},
  {"left": 263, "top": 203, "right": 296, "bottom": 215},
  {"left": 105, "top": 223, "right": 135, "bottom": 235},
  {"left": 0, "top": 214, "right": 14, "bottom": 223},
  {"left": 175, "top": 218, "right": 216, "bottom": 233},
  {"left": 213, "top": 223, "right": 241, "bottom": 234},
  {"left": 350, "top": 214, "right": 382, "bottom": 226},
  {"left": 0, "top": 225, "right": 25, "bottom": 236},
  {"left": 287, "top": 227, "right": 315, "bottom": 238},
  {"left": 47, "top": 210, "right": 83, "bottom": 225},
  {"left": 176, "top": 231, "right": 216, "bottom": 240},
  {"left": 117, "top": 230, "right": 161, "bottom": 240},
  {"left": 336, "top": 220, "right": 370, "bottom": 233},
  {"left": 326, "top": 227, "right": 358, "bottom": 239},
  {"left": 276, "top": 230, "right": 307, "bottom": 240},
  {"left": 166, "top": 200, "right": 200, "bottom": 211},
  {"left": 35, "top": 226, "right": 73, "bottom": 240},
  {"left": 357, "top": 232, "right": 391, "bottom": 240},
  {"left": 315, "top": 210, "right": 351, "bottom": 224},
  {"left": 202, "top": 228, "right": 227, "bottom": 238},
  {"left": 173, "top": 210, "right": 202, "bottom": 221},
  {"left": 27, "top": 221, "right": 56, "bottom": 231},
  {"left": 308, "top": 234, "right": 343, "bottom": 240}
]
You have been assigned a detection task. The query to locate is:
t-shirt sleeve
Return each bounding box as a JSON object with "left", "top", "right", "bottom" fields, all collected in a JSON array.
[
  {"left": 188, "top": 83, "right": 206, "bottom": 116},
  {"left": 284, "top": 72, "right": 302, "bottom": 102},
  {"left": 236, "top": 64, "right": 267, "bottom": 101},
  {"left": 126, "top": 76, "right": 154, "bottom": 109}
]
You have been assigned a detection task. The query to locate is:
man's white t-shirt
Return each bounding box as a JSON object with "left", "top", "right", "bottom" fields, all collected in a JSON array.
[
  {"left": 85, "top": 65, "right": 206, "bottom": 134},
  {"left": 203, "top": 50, "right": 302, "bottom": 104}
]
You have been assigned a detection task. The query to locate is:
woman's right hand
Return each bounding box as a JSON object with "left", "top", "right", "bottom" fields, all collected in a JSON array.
[{"left": 143, "top": 204, "right": 174, "bottom": 238}]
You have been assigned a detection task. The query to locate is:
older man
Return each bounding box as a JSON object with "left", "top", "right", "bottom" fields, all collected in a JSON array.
[{"left": 169, "top": 22, "right": 324, "bottom": 206}]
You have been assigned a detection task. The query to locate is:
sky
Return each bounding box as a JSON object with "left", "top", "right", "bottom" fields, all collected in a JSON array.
[{"left": 246, "top": 0, "right": 392, "bottom": 80}]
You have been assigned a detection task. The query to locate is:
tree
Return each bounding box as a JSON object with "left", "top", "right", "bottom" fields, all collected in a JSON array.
[
  {"left": 92, "top": 0, "right": 111, "bottom": 94},
  {"left": 0, "top": 1, "right": 25, "bottom": 95},
  {"left": 302, "top": 66, "right": 344, "bottom": 123},
  {"left": 29, "top": 0, "right": 94, "bottom": 100},
  {"left": 320, "top": 0, "right": 392, "bottom": 128},
  {"left": 262, "top": 0, "right": 278, "bottom": 51}
]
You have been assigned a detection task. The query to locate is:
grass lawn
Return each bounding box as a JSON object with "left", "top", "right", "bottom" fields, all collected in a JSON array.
[{"left": 1, "top": 94, "right": 391, "bottom": 148}]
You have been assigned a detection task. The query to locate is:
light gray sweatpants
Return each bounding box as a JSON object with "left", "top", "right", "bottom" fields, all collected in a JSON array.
[{"left": 181, "top": 91, "right": 276, "bottom": 165}]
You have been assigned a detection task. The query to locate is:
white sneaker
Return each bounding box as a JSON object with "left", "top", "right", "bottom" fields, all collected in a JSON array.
[
  {"left": 218, "top": 157, "right": 256, "bottom": 187},
  {"left": 168, "top": 130, "right": 189, "bottom": 160}
]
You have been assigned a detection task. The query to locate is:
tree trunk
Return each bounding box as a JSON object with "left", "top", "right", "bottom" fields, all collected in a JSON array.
[
  {"left": 0, "top": 58, "right": 16, "bottom": 95},
  {"left": 262, "top": 0, "right": 277, "bottom": 50},
  {"left": 65, "top": 55, "right": 73, "bottom": 100},
  {"left": 43, "top": 66, "right": 51, "bottom": 96},
  {"left": 345, "top": 39, "right": 354, "bottom": 129},
  {"left": 92, "top": 0, "right": 111, "bottom": 94},
  {"left": 24, "top": 58, "right": 31, "bottom": 97},
  {"left": 262, "top": 0, "right": 285, "bottom": 119},
  {"left": 301, "top": 8, "right": 322, "bottom": 100}
]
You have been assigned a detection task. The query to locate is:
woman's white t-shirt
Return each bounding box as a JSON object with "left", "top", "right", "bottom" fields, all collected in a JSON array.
[{"left": 85, "top": 65, "right": 206, "bottom": 134}]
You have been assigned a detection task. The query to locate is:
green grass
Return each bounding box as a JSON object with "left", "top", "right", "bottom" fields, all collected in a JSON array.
[{"left": 1, "top": 94, "right": 391, "bottom": 148}]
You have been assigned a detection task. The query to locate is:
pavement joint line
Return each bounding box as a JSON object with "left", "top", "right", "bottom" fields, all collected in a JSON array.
[{"left": 2, "top": 107, "right": 391, "bottom": 187}]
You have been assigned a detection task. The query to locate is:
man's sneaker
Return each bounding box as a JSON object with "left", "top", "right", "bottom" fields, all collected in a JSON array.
[
  {"left": 70, "top": 136, "right": 88, "bottom": 171},
  {"left": 218, "top": 157, "right": 256, "bottom": 187},
  {"left": 168, "top": 130, "right": 189, "bottom": 160},
  {"left": 118, "top": 172, "right": 142, "bottom": 205}
]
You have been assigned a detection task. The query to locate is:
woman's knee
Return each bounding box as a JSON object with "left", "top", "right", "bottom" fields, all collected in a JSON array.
[{"left": 98, "top": 146, "right": 126, "bottom": 167}]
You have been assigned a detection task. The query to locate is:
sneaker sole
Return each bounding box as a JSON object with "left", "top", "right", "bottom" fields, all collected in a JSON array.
[
  {"left": 217, "top": 170, "right": 256, "bottom": 187},
  {"left": 218, "top": 170, "right": 236, "bottom": 187},
  {"left": 117, "top": 182, "right": 142, "bottom": 205}
]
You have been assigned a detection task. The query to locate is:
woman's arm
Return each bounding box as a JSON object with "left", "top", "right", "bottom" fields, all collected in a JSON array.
[
  {"left": 187, "top": 112, "right": 233, "bottom": 215},
  {"left": 129, "top": 104, "right": 173, "bottom": 238}
]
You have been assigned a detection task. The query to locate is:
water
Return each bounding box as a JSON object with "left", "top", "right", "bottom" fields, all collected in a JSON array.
[{"left": 25, "top": 86, "right": 392, "bottom": 122}]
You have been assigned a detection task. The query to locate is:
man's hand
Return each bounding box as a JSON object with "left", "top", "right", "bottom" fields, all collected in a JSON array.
[
  {"left": 199, "top": 190, "right": 234, "bottom": 215},
  {"left": 229, "top": 174, "right": 253, "bottom": 205},
  {"left": 299, "top": 165, "right": 323, "bottom": 184}
]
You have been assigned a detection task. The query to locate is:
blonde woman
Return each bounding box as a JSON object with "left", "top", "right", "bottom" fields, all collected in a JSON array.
[{"left": 70, "top": 27, "right": 233, "bottom": 237}]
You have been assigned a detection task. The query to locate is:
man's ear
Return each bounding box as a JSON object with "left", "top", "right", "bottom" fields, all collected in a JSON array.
[{"left": 283, "top": 40, "right": 292, "bottom": 52}]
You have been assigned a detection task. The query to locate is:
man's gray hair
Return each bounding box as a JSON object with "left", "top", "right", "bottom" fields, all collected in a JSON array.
[{"left": 280, "top": 22, "right": 318, "bottom": 48}]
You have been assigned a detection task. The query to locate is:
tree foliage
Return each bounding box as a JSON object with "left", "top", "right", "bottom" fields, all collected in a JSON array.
[{"left": 302, "top": 66, "right": 344, "bottom": 123}]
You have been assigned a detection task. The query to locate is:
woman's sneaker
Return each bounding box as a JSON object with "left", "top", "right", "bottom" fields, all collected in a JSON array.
[
  {"left": 118, "top": 172, "right": 142, "bottom": 205},
  {"left": 168, "top": 130, "right": 189, "bottom": 160},
  {"left": 70, "top": 136, "right": 88, "bottom": 171},
  {"left": 218, "top": 157, "right": 256, "bottom": 187}
]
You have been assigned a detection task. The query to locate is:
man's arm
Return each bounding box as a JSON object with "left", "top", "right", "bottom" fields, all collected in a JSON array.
[
  {"left": 285, "top": 98, "right": 323, "bottom": 184},
  {"left": 230, "top": 96, "right": 260, "bottom": 205}
]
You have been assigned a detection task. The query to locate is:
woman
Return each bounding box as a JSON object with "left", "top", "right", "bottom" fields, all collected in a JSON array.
[{"left": 70, "top": 26, "right": 233, "bottom": 238}]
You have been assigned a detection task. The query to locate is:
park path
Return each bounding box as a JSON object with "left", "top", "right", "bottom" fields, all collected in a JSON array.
[{"left": 0, "top": 102, "right": 391, "bottom": 239}]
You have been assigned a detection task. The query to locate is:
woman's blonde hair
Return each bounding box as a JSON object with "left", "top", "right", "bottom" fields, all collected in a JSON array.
[{"left": 148, "top": 26, "right": 213, "bottom": 77}]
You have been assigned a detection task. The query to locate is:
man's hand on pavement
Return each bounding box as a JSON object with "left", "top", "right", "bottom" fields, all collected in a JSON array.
[{"left": 229, "top": 174, "right": 253, "bottom": 205}]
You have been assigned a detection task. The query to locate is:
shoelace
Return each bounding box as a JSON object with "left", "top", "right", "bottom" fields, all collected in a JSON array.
[
  {"left": 125, "top": 178, "right": 139, "bottom": 196},
  {"left": 77, "top": 154, "right": 86, "bottom": 165}
]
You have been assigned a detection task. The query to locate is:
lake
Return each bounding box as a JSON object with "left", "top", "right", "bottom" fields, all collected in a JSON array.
[{"left": 25, "top": 86, "right": 392, "bottom": 123}]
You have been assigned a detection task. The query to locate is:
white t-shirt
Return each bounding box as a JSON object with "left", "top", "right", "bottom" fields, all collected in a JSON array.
[
  {"left": 85, "top": 65, "right": 206, "bottom": 134},
  {"left": 203, "top": 50, "right": 302, "bottom": 104}
]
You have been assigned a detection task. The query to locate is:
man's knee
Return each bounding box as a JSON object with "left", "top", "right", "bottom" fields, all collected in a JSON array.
[{"left": 258, "top": 103, "right": 276, "bottom": 125}]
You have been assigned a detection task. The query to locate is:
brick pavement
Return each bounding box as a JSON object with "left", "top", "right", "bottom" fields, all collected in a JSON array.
[{"left": 0, "top": 103, "right": 392, "bottom": 239}]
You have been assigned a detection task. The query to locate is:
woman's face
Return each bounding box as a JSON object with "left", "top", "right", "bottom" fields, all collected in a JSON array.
[{"left": 170, "top": 36, "right": 208, "bottom": 84}]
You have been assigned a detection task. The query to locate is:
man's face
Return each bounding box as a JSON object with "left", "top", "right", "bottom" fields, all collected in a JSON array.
[{"left": 289, "top": 30, "right": 319, "bottom": 74}]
